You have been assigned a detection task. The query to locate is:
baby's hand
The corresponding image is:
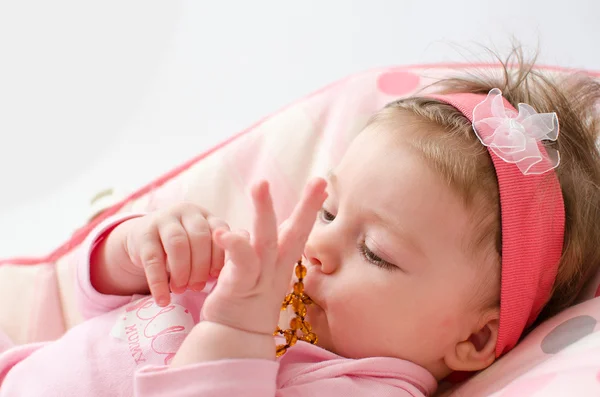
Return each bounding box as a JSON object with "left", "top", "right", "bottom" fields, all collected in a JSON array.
[
  {"left": 121, "top": 203, "right": 229, "bottom": 306},
  {"left": 201, "top": 178, "right": 327, "bottom": 336}
]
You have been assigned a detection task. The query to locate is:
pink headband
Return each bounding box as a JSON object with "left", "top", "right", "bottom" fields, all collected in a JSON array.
[{"left": 428, "top": 89, "right": 565, "bottom": 357}]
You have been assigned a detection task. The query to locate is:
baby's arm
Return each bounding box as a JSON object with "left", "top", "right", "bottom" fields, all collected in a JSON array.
[{"left": 76, "top": 214, "right": 146, "bottom": 319}]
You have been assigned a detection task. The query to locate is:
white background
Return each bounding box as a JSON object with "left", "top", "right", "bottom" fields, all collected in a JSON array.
[{"left": 0, "top": 0, "right": 598, "bottom": 258}]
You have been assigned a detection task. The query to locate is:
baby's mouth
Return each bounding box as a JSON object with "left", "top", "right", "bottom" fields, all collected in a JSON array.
[
  {"left": 299, "top": 257, "right": 323, "bottom": 309},
  {"left": 302, "top": 285, "right": 325, "bottom": 314}
]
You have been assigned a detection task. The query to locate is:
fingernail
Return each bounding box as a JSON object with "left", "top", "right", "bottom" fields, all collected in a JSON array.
[
  {"left": 190, "top": 282, "right": 206, "bottom": 292},
  {"left": 157, "top": 297, "right": 169, "bottom": 307}
]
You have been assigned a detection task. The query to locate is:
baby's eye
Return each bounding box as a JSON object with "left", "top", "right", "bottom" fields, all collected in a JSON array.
[
  {"left": 363, "top": 245, "right": 383, "bottom": 263},
  {"left": 359, "top": 243, "right": 397, "bottom": 271},
  {"left": 320, "top": 208, "right": 336, "bottom": 223}
]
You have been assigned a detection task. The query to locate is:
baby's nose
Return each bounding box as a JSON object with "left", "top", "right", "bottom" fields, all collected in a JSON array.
[
  {"left": 304, "top": 252, "right": 340, "bottom": 275},
  {"left": 303, "top": 252, "right": 322, "bottom": 267}
]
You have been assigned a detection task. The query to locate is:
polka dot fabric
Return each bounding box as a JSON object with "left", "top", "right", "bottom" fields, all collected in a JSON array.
[{"left": 0, "top": 64, "right": 599, "bottom": 396}]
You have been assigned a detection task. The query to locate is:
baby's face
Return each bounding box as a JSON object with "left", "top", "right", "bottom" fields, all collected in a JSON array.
[{"left": 302, "top": 122, "right": 491, "bottom": 377}]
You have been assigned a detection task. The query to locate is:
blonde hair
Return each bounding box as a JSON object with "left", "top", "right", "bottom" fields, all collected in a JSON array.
[{"left": 372, "top": 48, "right": 600, "bottom": 325}]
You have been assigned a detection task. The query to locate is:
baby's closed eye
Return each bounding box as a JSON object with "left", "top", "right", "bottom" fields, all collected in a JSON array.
[
  {"left": 320, "top": 208, "right": 336, "bottom": 222},
  {"left": 358, "top": 242, "right": 398, "bottom": 272}
]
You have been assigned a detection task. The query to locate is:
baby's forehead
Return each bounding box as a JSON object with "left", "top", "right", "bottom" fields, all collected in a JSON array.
[
  {"left": 348, "top": 124, "right": 414, "bottom": 157},
  {"left": 364, "top": 106, "right": 443, "bottom": 135},
  {"left": 338, "top": 126, "right": 499, "bottom": 255}
]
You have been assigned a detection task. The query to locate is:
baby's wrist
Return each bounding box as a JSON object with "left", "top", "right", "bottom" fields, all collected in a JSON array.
[
  {"left": 171, "top": 321, "right": 275, "bottom": 367},
  {"left": 90, "top": 219, "right": 147, "bottom": 295}
]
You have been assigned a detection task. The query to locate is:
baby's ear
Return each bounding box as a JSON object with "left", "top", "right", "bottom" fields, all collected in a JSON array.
[{"left": 444, "top": 309, "right": 499, "bottom": 372}]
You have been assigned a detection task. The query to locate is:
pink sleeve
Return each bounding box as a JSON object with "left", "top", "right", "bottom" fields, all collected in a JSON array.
[
  {"left": 134, "top": 361, "right": 425, "bottom": 397},
  {"left": 134, "top": 360, "right": 278, "bottom": 396},
  {"left": 76, "top": 213, "right": 145, "bottom": 320},
  {"left": 0, "top": 342, "right": 47, "bottom": 389}
]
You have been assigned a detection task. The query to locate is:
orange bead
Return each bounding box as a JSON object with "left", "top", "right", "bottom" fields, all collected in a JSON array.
[
  {"left": 298, "top": 305, "right": 307, "bottom": 317},
  {"left": 292, "top": 299, "right": 305, "bottom": 313},
  {"left": 287, "top": 334, "right": 298, "bottom": 347},
  {"left": 301, "top": 295, "right": 313, "bottom": 305},
  {"left": 284, "top": 330, "right": 297, "bottom": 344},
  {"left": 281, "top": 294, "right": 293, "bottom": 310},
  {"left": 276, "top": 345, "right": 288, "bottom": 357},
  {"left": 290, "top": 317, "right": 300, "bottom": 330},
  {"left": 301, "top": 322, "right": 312, "bottom": 333},
  {"left": 304, "top": 332, "right": 318, "bottom": 344},
  {"left": 295, "top": 264, "right": 307, "bottom": 279},
  {"left": 293, "top": 282, "right": 304, "bottom": 294}
]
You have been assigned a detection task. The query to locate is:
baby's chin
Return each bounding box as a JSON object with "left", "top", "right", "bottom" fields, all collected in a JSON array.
[{"left": 306, "top": 304, "right": 334, "bottom": 352}]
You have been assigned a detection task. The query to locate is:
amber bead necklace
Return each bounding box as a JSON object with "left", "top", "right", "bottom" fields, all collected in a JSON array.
[{"left": 274, "top": 260, "right": 318, "bottom": 357}]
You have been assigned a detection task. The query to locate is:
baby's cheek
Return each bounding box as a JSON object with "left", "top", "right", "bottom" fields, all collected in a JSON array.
[
  {"left": 439, "top": 316, "right": 454, "bottom": 329},
  {"left": 432, "top": 314, "right": 463, "bottom": 346}
]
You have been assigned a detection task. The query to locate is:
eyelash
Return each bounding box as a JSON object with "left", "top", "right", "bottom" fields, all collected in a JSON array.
[
  {"left": 358, "top": 243, "right": 396, "bottom": 271},
  {"left": 320, "top": 208, "right": 396, "bottom": 272},
  {"left": 321, "top": 208, "right": 335, "bottom": 222}
]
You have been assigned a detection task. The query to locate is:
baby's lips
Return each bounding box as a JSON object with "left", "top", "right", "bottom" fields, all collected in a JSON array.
[
  {"left": 300, "top": 276, "right": 323, "bottom": 310},
  {"left": 304, "top": 291, "right": 323, "bottom": 310}
]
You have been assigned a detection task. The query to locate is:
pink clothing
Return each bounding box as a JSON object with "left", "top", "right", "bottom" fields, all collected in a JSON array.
[{"left": 0, "top": 216, "right": 436, "bottom": 396}]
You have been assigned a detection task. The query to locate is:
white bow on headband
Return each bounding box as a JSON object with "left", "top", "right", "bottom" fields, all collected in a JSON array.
[{"left": 472, "top": 88, "right": 560, "bottom": 175}]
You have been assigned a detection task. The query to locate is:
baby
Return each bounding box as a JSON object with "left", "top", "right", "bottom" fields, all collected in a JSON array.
[{"left": 1, "top": 50, "right": 599, "bottom": 397}]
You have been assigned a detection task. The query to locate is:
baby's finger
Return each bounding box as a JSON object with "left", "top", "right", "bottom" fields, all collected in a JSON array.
[
  {"left": 158, "top": 218, "right": 191, "bottom": 294},
  {"left": 278, "top": 178, "right": 327, "bottom": 265},
  {"left": 233, "top": 228, "right": 250, "bottom": 239},
  {"left": 181, "top": 212, "right": 213, "bottom": 291},
  {"left": 139, "top": 228, "right": 171, "bottom": 306},
  {"left": 207, "top": 216, "right": 230, "bottom": 279},
  {"left": 251, "top": 181, "right": 278, "bottom": 266},
  {"left": 214, "top": 229, "right": 259, "bottom": 288}
]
